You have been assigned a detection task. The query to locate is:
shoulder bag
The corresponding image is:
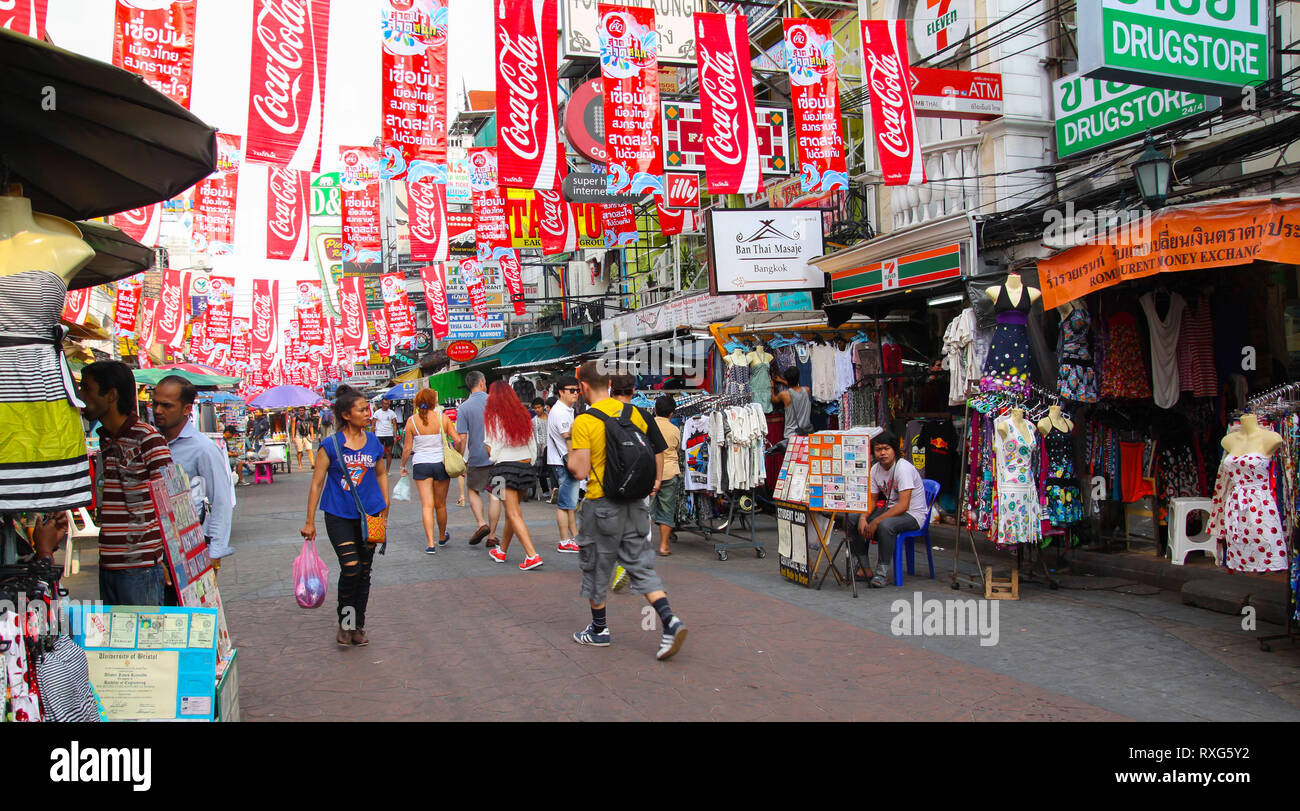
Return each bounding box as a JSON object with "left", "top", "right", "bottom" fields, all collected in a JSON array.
[
  {"left": 439, "top": 408, "right": 467, "bottom": 478},
  {"left": 330, "top": 433, "right": 387, "bottom": 552}
]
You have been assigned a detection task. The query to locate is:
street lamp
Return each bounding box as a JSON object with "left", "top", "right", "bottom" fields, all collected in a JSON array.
[
  {"left": 550, "top": 323, "right": 564, "bottom": 340},
  {"left": 1132, "top": 133, "right": 1173, "bottom": 209}
]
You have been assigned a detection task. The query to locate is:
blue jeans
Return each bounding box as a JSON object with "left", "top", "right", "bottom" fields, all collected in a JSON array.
[
  {"left": 99, "top": 562, "right": 166, "bottom": 606},
  {"left": 550, "top": 464, "right": 581, "bottom": 511}
]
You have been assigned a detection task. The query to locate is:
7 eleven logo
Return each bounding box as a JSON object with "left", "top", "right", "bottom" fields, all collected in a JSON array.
[{"left": 927, "top": 0, "right": 954, "bottom": 50}]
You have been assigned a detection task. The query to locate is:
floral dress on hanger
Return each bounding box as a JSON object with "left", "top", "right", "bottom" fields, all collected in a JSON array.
[
  {"left": 1100, "top": 311, "right": 1152, "bottom": 399},
  {"left": 993, "top": 415, "right": 1041, "bottom": 546},
  {"left": 1044, "top": 426, "right": 1083, "bottom": 525},
  {"left": 1057, "top": 304, "right": 1098, "bottom": 403}
]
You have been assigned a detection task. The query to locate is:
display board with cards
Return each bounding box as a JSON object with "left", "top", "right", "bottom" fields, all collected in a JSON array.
[{"left": 150, "top": 463, "right": 212, "bottom": 592}]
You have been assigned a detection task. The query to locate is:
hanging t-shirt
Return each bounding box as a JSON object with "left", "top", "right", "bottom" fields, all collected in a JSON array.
[
  {"left": 1139, "top": 291, "right": 1185, "bottom": 409},
  {"left": 871, "top": 458, "right": 930, "bottom": 527},
  {"left": 682, "top": 415, "right": 711, "bottom": 491}
]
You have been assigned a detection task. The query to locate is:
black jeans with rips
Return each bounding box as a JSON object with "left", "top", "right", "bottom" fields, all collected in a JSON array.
[{"left": 324, "top": 513, "right": 378, "bottom": 630}]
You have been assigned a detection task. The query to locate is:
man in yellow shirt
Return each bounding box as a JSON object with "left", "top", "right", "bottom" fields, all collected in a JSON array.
[{"left": 567, "top": 361, "right": 687, "bottom": 661}]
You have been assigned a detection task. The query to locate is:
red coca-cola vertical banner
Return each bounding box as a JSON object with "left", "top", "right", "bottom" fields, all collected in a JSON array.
[
  {"left": 380, "top": 273, "right": 415, "bottom": 344},
  {"left": 1, "top": 1, "right": 49, "bottom": 38},
  {"left": 370, "top": 309, "right": 392, "bottom": 357},
  {"left": 495, "top": 0, "right": 560, "bottom": 190},
  {"left": 340, "top": 146, "right": 382, "bottom": 258},
  {"left": 535, "top": 189, "right": 578, "bottom": 254},
  {"left": 783, "top": 18, "right": 847, "bottom": 193},
  {"left": 380, "top": 0, "right": 449, "bottom": 171},
  {"left": 598, "top": 4, "right": 662, "bottom": 197},
  {"left": 418, "top": 264, "right": 450, "bottom": 339},
  {"left": 155, "top": 269, "right": 187, "bottom": 349},
  {"left": 656, "top": 200, "right": 686, "bottom": 237},
  {"left": 460, "top": 258, "right": 489, "bottom": 327},
  {"left": 246, "top": 0, "right": 331, "bottom": 170},
  {"left": 407, "top": 169, "right": 449, "bottom": 261},
  {"left": 498, "top": 250, "right": 527, "bottom": 316},
  {"left": 192, "top": 132, "right": 241, "bottom": 255},
  {"left": 267, "top": 168, "right": 310, "bottom": 260},
  {"left": 468, "top": 148, "right": 510, "bottom": 260},
  {"left": 114, "top": 204, "right": 162, "bottom": 247},
  {"left": 137, "top": 300, "right": 159, "bottom": 368},
  {"left": 860, "top": 20, "right": 925, "bottom": 186},
  {"left": 337, "top": 276, "right": 369, "bottom": 360},
  {"left": 114, "top": 275, "right": 142, "bottom": 336},
  {"left": 249, "top": 278, "right": 280, "bottom": 354},
  {"left": 61, "top": 287, "right": 90, "bottom": 326},
  {"left": 695, "top": 12, "right": 763, "bottom": 195},
  {"left": 112, "top": 0, "right": 196, "bottom": 108}
]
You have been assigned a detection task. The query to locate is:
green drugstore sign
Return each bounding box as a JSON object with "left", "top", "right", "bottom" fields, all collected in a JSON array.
[
  {"left": 1053, "top": 75, "right": 1219, "bottom": 158},
  {"left": 1078, "top": 0, "right": 1269, "bottom": 95}
]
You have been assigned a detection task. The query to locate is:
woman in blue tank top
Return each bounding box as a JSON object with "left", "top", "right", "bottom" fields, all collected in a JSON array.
[{"left": 302, "top": 386, "right": 389, "bottom": 647}]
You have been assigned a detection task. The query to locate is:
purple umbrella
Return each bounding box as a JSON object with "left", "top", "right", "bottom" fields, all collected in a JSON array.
[{"left": 247, "top": 385, "right": 326, "bottom": 409}]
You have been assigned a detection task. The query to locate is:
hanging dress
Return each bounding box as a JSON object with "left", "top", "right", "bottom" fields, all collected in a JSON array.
[
  {"left": 1207, "top": 453, "right": 1289, "bottom": 573},
  {"left": 1099, "top": 311, "right": 1152, "bottom": 399},
  {"left": 1138, "top": 291, "right": 1185, "bottom": 409},
  {"left": 1176, "top": 294, "right": 1218, "bottom": 398},
  {"left": 980, "top": 285, "right": 1034, "bottom": 396},
  {"left": 992, "top": 415, "right": 1040, "bottom": 546},
  {"left": 723, "top": 354, "right": 749, "bottom": 395},
  {"left": 1056, "top": 304, "right": 1098, "bottom": 403},
  {"left": 748, "top": 355, "right": 773, "bottom": 413},
  {"left": 1043, "top": 425, "right": 1083, "bottom": 526},
  {"left": 0, "top": 270, "right": 93, "bottom": 512}
]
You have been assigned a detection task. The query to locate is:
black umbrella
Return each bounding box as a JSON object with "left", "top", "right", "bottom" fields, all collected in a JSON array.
[
  {"left": 0, "top": 28, "right": 217, "bottom": 220},
  {"left": 66, "top": 219, "right": 153, "bottom": 290}
]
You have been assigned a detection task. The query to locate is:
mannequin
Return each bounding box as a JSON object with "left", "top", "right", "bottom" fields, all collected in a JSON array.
[
  {"left": 0, "top": 189, "right": 94, "bottom": 280},
  {"left": 1221, "top": 413, "right": 1283, "bottom": 457},
  {"left": 997, "top": 407, "right": 1031, "bottom": 438},
  {"left": 980, "top": 272, "right": 1040, "bottom": 396},
  {"left": 723, "top": 343, "right": 751, "bottom": 395},
  {"left": 992, "top": 406, "right": 1040, "bottom": 546},
  {"left": 1037, "top": 404, "right": 1082, "bottom": 527},
  {"left": 1037, "top": 404, "right": 1073, "bottom": 436},
  {"left": 1208, "top": 414, "right": 1288, "bottom": 573},
  {"left": 984, "top": 271, "right": 1042, "bottom": 310},
  {"left": 748, "top": 344, "right": 773, "bottom": 367},
  {"left": 1055, "top": 301, "right": 1077, "bottom": 319}
]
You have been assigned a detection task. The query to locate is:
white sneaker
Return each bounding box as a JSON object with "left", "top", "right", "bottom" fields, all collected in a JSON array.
[{"left": 656, "top": 617, "right": 687, "bottom": 661}]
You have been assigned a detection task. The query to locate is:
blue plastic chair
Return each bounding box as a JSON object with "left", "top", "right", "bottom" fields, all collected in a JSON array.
[{"left": 893, "top": 479, "right": 942, "bottom": 587}]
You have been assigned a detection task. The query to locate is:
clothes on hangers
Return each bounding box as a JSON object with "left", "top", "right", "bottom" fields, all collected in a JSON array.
[
  {"left": 942, "top": 308, "right": 980, "bottom": 406},
  {"left": 1100, "top": 311, "right": 1152, "bottom": 399},
  {"left": 1139, "top": 291, "right": 1186, "bottom": 409},
  {"left": 1177, "top": 295, "right": 1217, "bottom": 398},
  {"left": 1057, "top": 302, "right": 1099, "bottom": 403},
  {"left": 682, "top": 415, "right": 711, "bottom": 492}
]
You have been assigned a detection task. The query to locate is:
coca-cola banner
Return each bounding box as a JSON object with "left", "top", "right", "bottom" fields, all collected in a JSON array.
[
  {"left": 137, "top": 300, "right": 159, "bottom": 367},
  {"left": 339, "top": 145, "right": 383, "bottom": 256},
  {"left": 246, "top": 0, "right": 331, "bottom": 170},
  {"left": 407, "top": 165, "right": 449, "bottom": 262},
  {"left": 337, "top": 276, "right": 369, "bottom": 359},
  {"left": 468, "top": 147, "right": 511, "bottom": 258},
  {"left": 370, "top": 309, "right": 392, "bottom": 357},
  {"left": 112, "top": 0, "right": 196, "bottom": 108},
  {"left": 598, "top": 4, "right": 663, "bottom": 197},
  {"left": 1, "top": 1, "right": 49, "bottom": 38},
  {"left": 203, "top": 274, "right": 235, "bottom": 364},
  {"left": 155, "top": 269, "right": 187, "bottom": 349},
  {"left": 495, "top": 0, "right": 560, "bottom": 190},
  {"left": 535, "top": 189, "right": 578, "bottom": 255},
  {"left": 114, "top": 274, "right": 143, "bottom": 336},
  {"left": 603, "top": 203, "right": 637, "bottom": 248},
  {"left": 498, "top": 249, "right": 527, "bottom": 316},
  {"left": 114, "top": 203, "right": 162, "bottom": 247},
  {"left": 249, "top": 278, "right": 280, "bottom": 355},
  {"left": 380, "top": 273, "right": 415, "bottom": 344},
  {"left": 381, "top": 0, "right": 449, "bottom": 172},
  {"left": 61, "top": 287, "right": 90, "bottom": 326},
  {"left": 783, "top": 18, "right": 847, "bottom": 194},
  {"left": 192, "top": 132, "right": 241, "bottom": 255},
  {"left": 267, "top": 167, "right": 310, "bottom": 260},
  {"left": 418, "top": 264, "right": 450, "bottom": 339},
  {"left": 695, "top": 13, "right": 763, "bottom": 195},
  {"left": 657, "top": 199, "right": 698, "bottom": 237},
  {"left": 860, "top": 20, "right": 926, "bottom": 187},
  {"left": 460, "top": 257, "right": 489, "bottom": 326},
  {"left": 229, "top": 316, "right": 251, "bottom": 368}
]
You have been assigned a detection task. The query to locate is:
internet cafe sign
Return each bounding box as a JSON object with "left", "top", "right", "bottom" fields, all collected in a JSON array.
[
  {"left": 562, "top": 0, "right": 701, "bottom": 65},
  {"left": 707, "top": 209, "right": 825, "bottom": 295},
  {"left": 1078, "top": 0, "right": 1269, "bottom": 94},
  {"left": 1053, "top": 74, "right": 1219, "bottom": 158}
]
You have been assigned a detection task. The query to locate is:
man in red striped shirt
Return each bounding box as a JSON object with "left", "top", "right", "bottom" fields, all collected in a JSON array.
[{"left": 80, "top": 361, "right": 173, "bottom": 606}]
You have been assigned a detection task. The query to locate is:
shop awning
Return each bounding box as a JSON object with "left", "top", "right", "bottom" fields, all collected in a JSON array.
[
  {"left": 426, "top": 371, "right": 468, "bottom": 402},
  {"left": 458, "top": 327, "right": 603, "bottom": 374},
  {"left": 1036, "top": 196, "right": 1300, "bottom": 310}
]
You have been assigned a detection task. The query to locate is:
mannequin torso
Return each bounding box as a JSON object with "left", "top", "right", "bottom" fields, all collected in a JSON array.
[
  {"left": 0, "top": 194, "right": 94, "bottom": 282},
  {"left": 985, "top": 272, "right": 1042, "bottom": 310},
  {"left": 998, "top": 407, "right": 1031, "bottom": 438},
  {"left": 1222, "top": 414, "right": 1283, "bottom": 457},
  {"left": 749, "top": 348, "right": 773, "bottom": 367},
  {"left": 1037, "top": 404, "right": 1073, "bottom": 436}
]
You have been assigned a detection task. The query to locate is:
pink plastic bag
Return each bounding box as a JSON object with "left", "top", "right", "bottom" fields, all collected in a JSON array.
[{"left": 293, "top": 538, "right": 329, "bottom": 609}]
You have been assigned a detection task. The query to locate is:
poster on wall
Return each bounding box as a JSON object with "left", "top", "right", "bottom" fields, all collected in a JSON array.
[{"left": 707, "top": 208, "right": 825, "bottom": 295}]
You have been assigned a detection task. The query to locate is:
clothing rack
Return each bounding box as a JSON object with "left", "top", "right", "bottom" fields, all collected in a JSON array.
[
  {"left": 674, "top": 391, "right": 751, "bottom": 419},
  {"left": 673, "top": 394, "right": 765, "bottom": 561}
]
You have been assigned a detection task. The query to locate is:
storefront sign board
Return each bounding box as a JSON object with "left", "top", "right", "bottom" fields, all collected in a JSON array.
[
  {"left": 708, "top": 209, "right": 826, "bottom": 295},
  {"left": 600, "top": 290, "right": 768, "bottom": 343},
  {"left": 662, "top": 101, "right": 790, "bottom": 176},
  {"left": 1053, "top": 74, "right": 1218, "bottom": 158},
  {"left": 830, "top": 241, "right": 967, "bottom": 302}
]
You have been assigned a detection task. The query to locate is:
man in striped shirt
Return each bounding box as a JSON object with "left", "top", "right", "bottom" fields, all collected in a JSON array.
[{"left": 80, "top": 361, "right": 173, "bottom": 606}]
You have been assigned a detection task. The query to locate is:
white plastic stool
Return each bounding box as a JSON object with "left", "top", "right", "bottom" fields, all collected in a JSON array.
[
  {"left": 63, "top": 507, "right": 99, "bottom": 577},
  {"left": 1167, "top": 497, "right": 1218, "bottom": 565}
]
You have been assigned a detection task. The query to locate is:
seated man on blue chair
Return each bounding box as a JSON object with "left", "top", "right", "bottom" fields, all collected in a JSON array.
[{"left": 845, "top": 431, "right": 931, "bottom": 588}]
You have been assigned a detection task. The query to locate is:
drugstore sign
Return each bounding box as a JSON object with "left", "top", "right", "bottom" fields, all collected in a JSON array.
[
  {"left": 1053, "top": 74, "right": 1219, "bottom": 158},
  {"left": 831, "top": 242, "right": 967, "bottom": 301},
  {"left": 1077, "top": 0, "right": 1269, "bottom": 94}
]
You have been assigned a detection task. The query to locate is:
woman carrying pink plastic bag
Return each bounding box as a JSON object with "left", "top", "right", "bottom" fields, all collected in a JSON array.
[{"left": 293, "top": 538, "right": 329, "bottom": 608}]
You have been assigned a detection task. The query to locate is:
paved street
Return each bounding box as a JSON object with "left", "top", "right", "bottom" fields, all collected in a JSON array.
[{"left": 66, "top": 465, "right": 1300, "bottom": 721}]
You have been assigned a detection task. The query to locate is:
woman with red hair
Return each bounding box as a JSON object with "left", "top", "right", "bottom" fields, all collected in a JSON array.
[{"left": 483, "top": 381, "right": 543, "bottom": 570}]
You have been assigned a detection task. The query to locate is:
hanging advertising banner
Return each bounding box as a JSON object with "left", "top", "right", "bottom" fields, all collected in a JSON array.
[
  {"left": 407, "top": 164, "right": 449, "bottom": 261},
  {"left": 418, "top": 263, "right": 450, "bottom": 339},
  {"left": 137, "top": 298, "right": 157, "bottom": 348},
  {"left": 1077, "top": 0, "right": 1268, "bottom": 95},
  {"left": 861, "top": 20, "right": 925, "bottom": 186},
  {"left": 246, "top": 0, "right": 331, "bottom": 170},
  {"left": 380, "top": 273, "right": 415, "bottom": 344},
  {"left": 154, "top": 269, "right": 187, "bottom": 349},
  {"left": 1052, "top": 74, "right": 1217, "bottom": 159},
  {"left": 370, "top": 309, "right": 392, "bottom": 357},
  {"left": 598, "top": 4, "right": 664, "bottom": 197},
  {"left": 657, "top": 199, "right": 697, "bottom": 237},
  {"left": 498, "top": 249, "right": 527, "bottom": 315},
  {"left": 339, "top": 145, "right": 383, "bottom": 256},
  {"left": 460, "top": 258, "right": 490, "bottom": 326},
  {"left": 495, "top": 0, "right": 560, "bottom": 190},
  {"left": 296, "top": 279, "right": 326, "bottom": 352},
  {"left": 468, "top": 147, "right": 512, "bottom": 258},
  {"left": 249, "top": 278, "right": 280, "bottom": 354},
  {"left": 910, "top": 67, "right": 1004, "bottom": 120},
  {"left": 663, "top": 172, "right": 700, "bottom": 209},
  {"left": 0, "top": 1, "right": 48, "bottom": 38},
  {"left": 536, "top": 189, "right": 579, "bottom": 254},
  {"left": 603, "top": 203, "right": 637, "bottom": 247},
  {"left": 114, "top": 203, "right": 162, "bottom": 247},
  {"left": 338, "top": 276, "right": 369, "bottom": 358},
  {"left": 380, "top": 0, "right": 450, "bottom": 172},
  {"left": 783, "top": 18, "right": 847, "bottom": 194},
  {"left": 202, "top": 275, "right": 235, "bottom": 362},
  {"left": 114, "top": 276, "right": 143, "bottom": 337},
  {"left": 267, "top": 167, "right": 310, "bottom": 260},
  {"left": 695, "top": 12, "right": 763, "bottom": 195},
  {"left": 661, "top": 100, "right": 790, "bottom": 177},
  {"left": 61, "top": 287, "right": 90, "bottom": 326},
  {"left": 112, "top": 0, "right": 196, "bottom": 108},
  {"left": 191, "top": 132, "right": 241, "bottom": 255},
  {"left": 229, "top": 317, "right": 251, "bottom": 368}
]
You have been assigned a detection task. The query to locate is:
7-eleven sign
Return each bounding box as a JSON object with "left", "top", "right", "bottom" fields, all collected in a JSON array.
[
  {"left": 664, "top": 173, "right": 700, "bottom": 209},
  {"left": 912, "top": 0, "right": 972, "bottom": 59}
]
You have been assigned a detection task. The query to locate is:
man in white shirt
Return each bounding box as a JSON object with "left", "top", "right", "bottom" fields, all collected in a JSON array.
[
  {"left": 847, "top": 430, "right": 930, "bottom": 588},
  {"left": 371, "top": 398, "right": 400, "bottom": 473},
  {"left": 547, "top": 375, "right": 581, "bottom": 553}
]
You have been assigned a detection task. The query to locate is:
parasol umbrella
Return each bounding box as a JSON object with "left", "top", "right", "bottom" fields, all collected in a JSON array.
[
  {"left": 65, "top": 220, "right": 153, "bottom": 290},
  {"left": 133, "top": 367, "right": 242, "bottom": 387},
  {"left": 381, "top": 382, "right": 420, "bottom": 401},
  {"left": 0, "top": 28, "right": 217, "bottom": 220},
  {"left": 248, "top": 385, "right": 327, "bottom": 409}
]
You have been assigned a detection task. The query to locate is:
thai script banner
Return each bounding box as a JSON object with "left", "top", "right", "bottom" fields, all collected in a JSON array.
[
  {"left": 861, "top": 20, "right": 925, "bottom": 186},
  {"left": 229, "top": 316, "right": 251, "bottom": 368},
  {"left": 246, "top": 0, "right": 331, "bottom": 170},
  {"left": 380, "top": 272, "right": 416, "bottom": 345},
  {"left": 381, "top": 0, "right": 449, "bottom": 172},
  {"left": 460, "top": 258, "right": 490, "bottom": 326},
  {"left": 202, "top": 275, "right": 235, "bottom": 364},
  {"left": 783, "top": 17, "right": 847, "bottom": 194},
  {"left": 267, "top": 167, "right": 310, "bottom": 260},
  {"left": 339, "top": 145, "right": 383, "bottom": 255},
  {"left": 603, "top": 204, "right": 637, "bottom": 247},
  {"left": 114, "top": 275, "right": 143, "bottom": 336},
  {"left": 598, "top": 4, "right": 663, "bottom": 197},
  {"left": 469, "top": 147, "right": 512, "bottom": 257},
  {"left": 192, "top": 132, "right": 241, "bottom": 255},
  {"left": 495, "top": 0, "right": 560, "bottom": 190},
  {"left": 112, "top": 0, "right": 196, "bottom": 108},
  {"left": 695, "top": 12, "right": 763, "bottom": 195}
]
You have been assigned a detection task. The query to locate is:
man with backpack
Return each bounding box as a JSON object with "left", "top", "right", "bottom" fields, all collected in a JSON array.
[{"left": 567, "top": 361, "right": 686, "bottom": 661}]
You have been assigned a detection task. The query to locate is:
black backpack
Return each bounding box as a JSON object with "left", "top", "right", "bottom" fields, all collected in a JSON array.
[{"left": 589, "top": 404, "right": 657, "bottom": 501}]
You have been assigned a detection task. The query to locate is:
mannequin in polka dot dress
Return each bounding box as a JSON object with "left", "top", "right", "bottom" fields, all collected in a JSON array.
[{"left": 1207, "top": 415, "right": 1289, "bottom": 573}]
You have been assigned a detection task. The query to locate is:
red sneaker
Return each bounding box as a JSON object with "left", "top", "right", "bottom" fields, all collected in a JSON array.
[
  {"left": 556, "top": 539, "right": 580, "bottom": 554},
  {"left": 488, "top": 547, "right": 507, "bottom": 563},
  {"left": 520, "top": 555, "right": 544, "bottom": 571}
]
